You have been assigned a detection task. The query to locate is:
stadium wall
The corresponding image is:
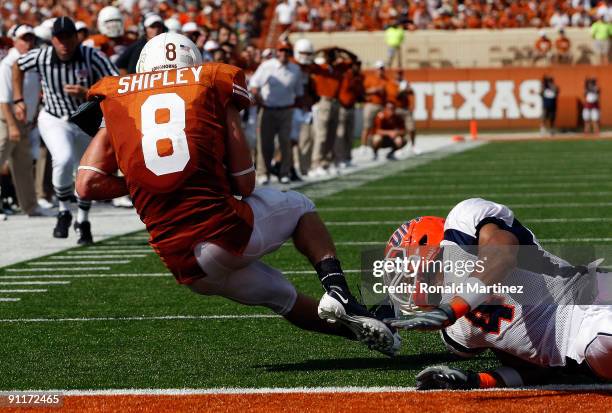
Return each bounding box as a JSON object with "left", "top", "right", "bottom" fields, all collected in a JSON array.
[
  {"left": 367, "top": 65, "right": 610, "bottom": 131},
  {"left": 289, "top": 28, "right": 594, "bottom": 68}
]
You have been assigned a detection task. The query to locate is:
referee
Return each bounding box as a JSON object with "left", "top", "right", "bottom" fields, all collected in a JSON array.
[{"left": 12, "top": 17, "right": 118, "bottom": 244}]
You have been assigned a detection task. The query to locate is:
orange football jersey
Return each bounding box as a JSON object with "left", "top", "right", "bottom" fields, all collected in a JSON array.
[
  {"left": 88, "top": 63, "right": 254, "bottom": 284},
  {"left": 83, "top": 34, "right": 133, "bottom": 62}
]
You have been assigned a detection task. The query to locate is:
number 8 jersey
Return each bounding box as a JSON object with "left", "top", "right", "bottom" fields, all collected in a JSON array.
[{"left": 88, "top": 63, "right": 254, "bottom": 284}]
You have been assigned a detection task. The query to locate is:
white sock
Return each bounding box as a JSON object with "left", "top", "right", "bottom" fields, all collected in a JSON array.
[
  {"left": 77, "top": 208, "right": 89, "bottom": 223},
  {"left": 59, "top": 200, "right": 70, "bottom": 212}
]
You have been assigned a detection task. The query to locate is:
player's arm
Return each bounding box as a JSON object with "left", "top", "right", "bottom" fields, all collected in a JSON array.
[
  {"left": 225, "top": 104, "right": 255, "bottom": 197},
  {"left": 76, "top": 127, "right": 128, "bottom": 200},
  {"left": 390, "top": 222, "right": 519, "bottom": 331}
]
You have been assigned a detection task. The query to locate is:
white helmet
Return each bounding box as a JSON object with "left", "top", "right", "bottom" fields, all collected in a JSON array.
[
  {"left": 294, "top": 38, "right": 314, "bottom": 65},
  {"left": 98, "top": 6, "right": 124, "bottom": 38},
  {"left": 34, "top": 18, "right": 56, "bottom": 42},
  {"left": 136, "top": 32, "right": 202, "bottom": 73},
  {"left": 164, "top": 18, "right": 182, "bottom": 33}
]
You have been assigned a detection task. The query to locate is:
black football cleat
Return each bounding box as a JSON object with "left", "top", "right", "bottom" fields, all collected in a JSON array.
[
  {"left": 53, "top": 211, "right": 72, "bottom": 238},
  {"left": 74, "top": 221, "right": 93, "bottom": 245}
]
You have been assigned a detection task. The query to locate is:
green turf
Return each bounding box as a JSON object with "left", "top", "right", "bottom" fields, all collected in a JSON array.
[{"left": 1, "top": 139, "right": 611, "bottom": 390}]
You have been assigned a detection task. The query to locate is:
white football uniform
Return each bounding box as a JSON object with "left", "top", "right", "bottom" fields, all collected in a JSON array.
[{"left": 440, "top": 198, "right": 612, "bottom": 372}]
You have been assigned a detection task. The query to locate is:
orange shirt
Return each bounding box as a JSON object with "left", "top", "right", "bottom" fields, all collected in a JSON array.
[
  {"left": 83, "top": 34, "right": 135, "bottom": 61},
  {"left": 338, "top": 70, "right": 364, "bottom": 107},
  {"left": 88, "top": 63, "right": 254, "bottom": 284},
  {"left": 385, "top": 80, "right": 413, "bottom": 110},
  {"left": 535, "top": 38, "right": 552, "bottom": 53},
  {"left": 374, "top": 111, "right": 405, "bottom": 133},
  {"left": 555, "top": 37, "right": 571, "bottom": 53},
  {"left": 363, "top": 73, "right": 387, "bottom": 105},
  {"left": 311, "top": 61, "right": 351, "bottom": 99}
]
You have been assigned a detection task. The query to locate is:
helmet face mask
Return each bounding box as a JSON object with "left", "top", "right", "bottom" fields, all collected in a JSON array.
[
  {"left": 294, "top": 38, "right": 314, "bottom": 65},
  {"left": 136, "top": 32, "right": 202, "bottom": 73},
  {"left": 383, "top": 216, "right": 445, "bottom": 314}
]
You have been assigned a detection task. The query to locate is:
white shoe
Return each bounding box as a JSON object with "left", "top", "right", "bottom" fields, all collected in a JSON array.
[
  {"left": 28, "top": 206, "right": 56, "bottom": 217},
  {"left": 257, "top": 176, "right": 271, "bottom": 185},
  {"left": 0, "top": 213, "right": 6, "bottom": 221},
  {"left": 411, "top": 146, "right": 421, "bottom": 155},
  {"left": 112, "top": 196, "right": 133, "bottom": 208},
  {"left": 37, "top": 198, "right": 54, "bottom": 209},
  {"left": 318, "top": 293, "right": 402, "bottom": 357},
  {"left": 328, "top": 164, "right": 340, "bottom": 176},
  {"left": 279, "top": 176, "right": 290, "bottom": 184},
  {"left": 308, "top": 166, "right": 328, "bottom": 179}
]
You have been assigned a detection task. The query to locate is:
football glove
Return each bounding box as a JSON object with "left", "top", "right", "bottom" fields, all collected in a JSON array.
[
  {"left": 386, "top": 303, "right": 457, "bottom": 331},
  {"left": 69, "top": 96, "right": 104, "bottom": 137},
  {"left": 416, "top": 365, "right": 480, "bottom": 390}
]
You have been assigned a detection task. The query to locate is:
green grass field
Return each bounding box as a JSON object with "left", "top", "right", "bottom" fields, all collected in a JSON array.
[{"left": 1, "top": 139, "right": 611, "bottom": 391}]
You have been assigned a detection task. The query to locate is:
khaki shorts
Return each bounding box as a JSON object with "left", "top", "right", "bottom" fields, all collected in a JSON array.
[
  {"left": 363, "top": 103, "right": 383, "bottom": 132},
  {"left": 397, "top": 108, "right": 415, "bottom": 132}
]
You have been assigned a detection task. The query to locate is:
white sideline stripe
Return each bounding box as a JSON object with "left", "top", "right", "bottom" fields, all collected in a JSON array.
[
  {"left": 0, "top": 314, "right": 278, "bottom": 323},
  {"left": 0, "top": 298, "right": 20, "bottom": 302},
  {"left": 28, "top": 261, "right": 131, "bottom": 266},
  {"left": 282, "top": 238, "right": 612, "bottom": 246},
  {"left": 51, "top": 255, "right": 148, "bottom": 259},
  {"left": 349, "top": 182, "right": 612, "bottom": 191},
  {"left": 394, "top": 171, "right": 612, "bottom": 179},
  {"left": 0, "top": 281, "right": 70, "bottom": 285},
  {"left": 317, "top": 202, "right": 612, "bottom": 212},
  {"left": 5, "top": 267, "right": 111, "bottom": 272},
  {"left": 324, "top": 217, "right": 612, "bottom": 226},
  {"left": 331, "top": 191, "right": 612, "bottom": 200},
  {"left": 0, "top": 273, "right": 169, "bottom": 280},
  {"left": 0, "top": 289, "right": 47, "bottom": 293},
  {"left": 10, "top": 384, "right": 612, "bottom": 395}
]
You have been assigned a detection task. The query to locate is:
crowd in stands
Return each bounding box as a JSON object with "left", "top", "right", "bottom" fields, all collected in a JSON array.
[{"left": 279, "top": 0, "right": 612, "bottom": 33}]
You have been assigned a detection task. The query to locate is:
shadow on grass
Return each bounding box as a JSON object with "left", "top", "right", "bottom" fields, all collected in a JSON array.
[{"left": 256, "top": 352, "right": 488, "bottom": 372}]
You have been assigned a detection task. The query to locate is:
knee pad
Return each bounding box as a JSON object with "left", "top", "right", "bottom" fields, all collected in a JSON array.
[
  {"left": 585, "top": 333, "right": 612, "bottom": 380},
  {"left": 190, "top": 260, "right": 297, "bottom": 315}
]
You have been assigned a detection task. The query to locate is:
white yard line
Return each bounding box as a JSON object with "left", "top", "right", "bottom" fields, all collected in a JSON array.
[
  {"left": 0, "top": 289, "right": 47, "bottom": 293},
  {"left": 348, "top": 182, "right": 612, "bottom": 191},
  {"left": 0, "top": 314, "right": 278, "bottom": 323},
  {"left": 0, "top": 281, "right": 70, "bottom": 285},
  {"left": 0, "top": 298, "right": 20, "bottom": 302},
  {"left": 0, "top": 273, "right": 169, "bottom": 280},
  {"left": 50, "top": 255, "right": 148, "bottom": 259},
  {"left": 28, "top": 261, "right": 131, "bottom": 266},
  {"left": 323, "top": 217, "right": 612, "bottom": 226},
  {"left": 6, "top": 384, "right": 612, "bottom": 395},
  {"left": 5, "top": 267, "right": 111, "bottom": 272},
  {"left": 68, "top": 249, "right": 152, "bottom": 254},
  {"left": 328, "top": 191, "right": 612, "bottom": 200},
  {"left": 317, "top": 202, "right": 612, "bottom": 212}
]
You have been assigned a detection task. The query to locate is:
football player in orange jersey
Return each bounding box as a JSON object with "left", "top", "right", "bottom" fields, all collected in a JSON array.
[
  {"left": 83, "top": 6, "right": 133, "bottom": 64},
  {"left": 74, "top": 33, "right": 400, "bottom": 356}
]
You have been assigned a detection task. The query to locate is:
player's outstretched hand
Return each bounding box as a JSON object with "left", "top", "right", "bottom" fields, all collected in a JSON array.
[
  {"left": 416, "top": 366, "right": 480, "bottom": 390},
  {"left": 386, "top": 304, "right": 456, "bottom": 331}
]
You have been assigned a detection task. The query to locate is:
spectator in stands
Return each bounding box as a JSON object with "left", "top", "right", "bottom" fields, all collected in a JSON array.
[
  {"left": 583, "top": 77, "right": 600, "bottom": 135},
  {"left": 549, "top": 7, "right": 570, "bottom": 29},
  {"left": 371, "top": 102, "right": 406, "bottom": 160},
  {"left": 386, "top": 70, "right": 417, "bottom": 154},
  {"left": 309, "top": 47, "right": 356, "bottom": 177},
  {"left": 116, "top": 13, "right": 165, "bottom": 74},
  {"left": 554, "top": 29, "right": 572, "bottom": 64},
  {"left": 75, "top": 21, "right": 89, "bottom": 43},
  {"left": 0, "top": 24, "right": 51, "bottom": 218},
  {"left": 335, "top": 59, "right": 364, "bottom": 169},
  {"left": 571, "top": 6, "right": 592, "bottom": 27},
  {"left": 533, "top": 30, "right": 553, "bottom": 65},
  {"left": 360, "top": 60, "right": 387, "bottom": 150},
  {"left": 540, "top": 75, "right": 559, "bottom": 136},
  {"left": 249, "top": 41, "right": 303, "bottom": 185},
  {"left": 590, "top": 15, "right": 610, "bottom": 65},
  {"left": 275, "top": 0, "right": 295, "bottom": 34},
  {"left": 385, "top": 21, "right": 405, "bottom": 68}
]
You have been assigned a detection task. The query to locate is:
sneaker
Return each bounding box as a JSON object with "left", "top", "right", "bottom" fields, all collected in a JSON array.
[
  {"left": 28, "top": 206, "right": 56, "bottom": 217},
  {"left": 386, "top": 151, "right": 397, "bottom": 160},
  {"left": 318, "top": 292, "right": 401, "bottom": 357},
  {"left": 112, "top": 195, "right": 133, "bottom": 208},
  {"left": 279, "top": 176, "right": 290, "bottom": 184},
  {"left": 53, "top": 211, "right": 72, "bottom": 238},
  {"left": 411, "top": 146, "right": 421, "bottom": 155},
  {"left": 37, "top": 198, "right": 54, "bottom": 209},
  {"left": 290, "top": 167, "right": 302, "bottom": 182},
  {"left": 308, "top": 166, "right": 328, "bottom": 179},
  {"left": 74, "top": 221, "right": 93, "bottom": 245},
  {"left": 257, "top": 175, "right": 271, "bottom": 186},
  {"left": 0, "top": 213, "right": 6, "bottom": 221}
]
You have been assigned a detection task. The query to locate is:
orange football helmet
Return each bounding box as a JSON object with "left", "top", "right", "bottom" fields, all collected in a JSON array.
[{"left": 383, "top": 216, "right": 445, "bottom": 313}]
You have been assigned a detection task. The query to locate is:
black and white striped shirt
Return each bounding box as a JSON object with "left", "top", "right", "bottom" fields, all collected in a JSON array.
[{"left": 17, "top": 44, "right": 118, "bottom": 119}]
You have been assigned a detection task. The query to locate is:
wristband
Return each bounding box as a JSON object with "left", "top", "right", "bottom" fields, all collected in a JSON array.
[
  {"left": 447, "top": 296, "right": 470, "bottom": 319},
  {"left": 456, "top": 277, "right": 489, "bottom": 310},
  {"left": 13, "top": 98, "right": 24, "bottom": 104}
]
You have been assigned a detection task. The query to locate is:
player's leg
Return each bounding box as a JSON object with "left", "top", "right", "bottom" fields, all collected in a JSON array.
[
  {"left": 71, "top": 125, "right": 95, "bottom": 244},
  {"left": 582, "top": 108, "right": 590, "bottom": 134},
  {"left": 584, "top": 333, "right": 612, "bottom": 380},
  {"left": 38, "top": 112, "right": 76, "bottom": 237},
  {"left": 592, "top": 108, "right": 600, "bottom": 134},
  {"left": 571, "top": 305, "right": 612, "bottom": 381}
]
